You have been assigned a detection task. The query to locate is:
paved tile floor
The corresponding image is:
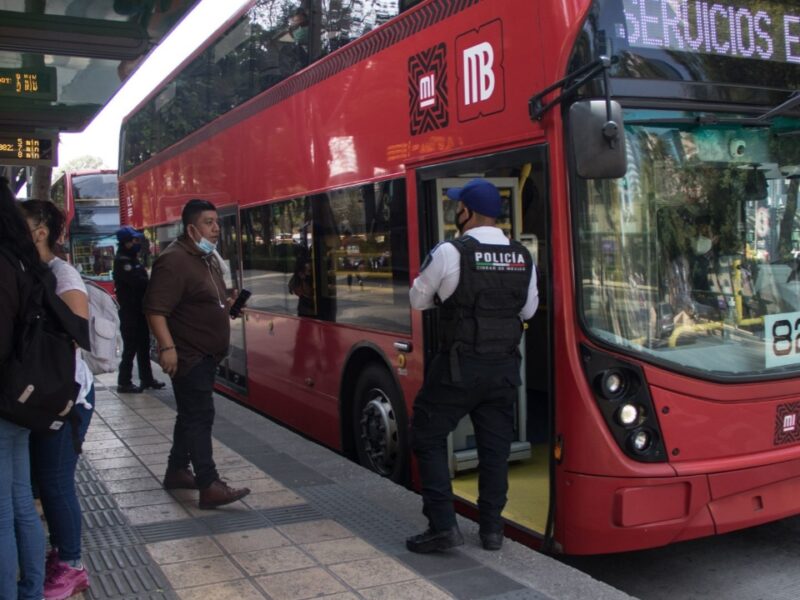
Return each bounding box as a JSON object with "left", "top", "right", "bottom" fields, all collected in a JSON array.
[
  {"left": 75, "top": 376, "right": 453, "bottom": 600},
  {"left": 63, "top": 372, "right": 632, "bottom": 600}
]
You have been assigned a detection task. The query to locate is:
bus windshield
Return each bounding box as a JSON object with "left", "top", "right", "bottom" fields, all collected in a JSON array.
[
  {"left": 71, "top": 173, "right": 118, "bottom": 202},
  {"left": 576, "top": 109, "right": 800, "bottom": 379},
  {"left": 69, "top": 205, "right": 119, "bottom": 282}
]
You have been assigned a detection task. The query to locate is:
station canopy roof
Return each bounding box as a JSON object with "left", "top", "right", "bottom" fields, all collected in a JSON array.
[{"left": 0, "top": 0, "right": 200, "bottom": 137}]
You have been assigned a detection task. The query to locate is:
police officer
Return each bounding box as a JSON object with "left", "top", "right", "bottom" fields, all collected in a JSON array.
[
  {"left": 406, "top": 178, "right": 538, "bottom": 553},
  {"left": 113, "top": 226, "right": 165, "bottom": 393}
]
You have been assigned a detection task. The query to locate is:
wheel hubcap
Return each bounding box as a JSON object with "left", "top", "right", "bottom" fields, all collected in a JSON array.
[{"left": 359, "top": 387, "right": 398, "bottom": 476}]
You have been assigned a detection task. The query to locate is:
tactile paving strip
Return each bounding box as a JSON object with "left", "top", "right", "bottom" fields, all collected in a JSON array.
[
  {"left": 75, "top": 458, "right": 177, "bottom": 598},
  {"left": 484, "top": 591, "right": 556, "bottom": 600},
  {"left": 84, "top": 547, "right": 175, "bottom": 600},
  {"left": 261, "top": 503, "right": 324, "bottom": 525},
  {"left": 301, "top": 483, "right": 418, "bottom": 552},
  {"left": 133, "top": 504, "right": 325, "bottom": 544},
  {"left": 131, "top": 520, "right": 207, "bottom": 544}
]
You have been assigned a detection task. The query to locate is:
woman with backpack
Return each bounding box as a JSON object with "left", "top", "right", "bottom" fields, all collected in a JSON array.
[
  {"left": 0, "top": 177, "right": 47, "bottom": 600},
  {"left": 21, "top": 199, "right": 93, "bottom": 600}
]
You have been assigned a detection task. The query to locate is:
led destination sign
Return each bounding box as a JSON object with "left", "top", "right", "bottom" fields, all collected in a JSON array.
[
  {"left": 0, "top": 67, "right": 57, "bottom": 100},
  {"left": 0, "top": 135, "right": 55, "bottom": 167},
  {"left": 621, "top": 0, "right": 800, "bottom": 64}
]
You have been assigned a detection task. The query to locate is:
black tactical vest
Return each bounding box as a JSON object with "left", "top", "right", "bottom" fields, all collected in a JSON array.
[{"left": 438, "top": 235, "right": 532, "bottom": 368}]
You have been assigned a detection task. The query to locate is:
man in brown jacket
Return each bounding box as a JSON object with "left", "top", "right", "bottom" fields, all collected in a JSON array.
[{"left": 143, "top": 199, "right": 249, "bottom": 509}]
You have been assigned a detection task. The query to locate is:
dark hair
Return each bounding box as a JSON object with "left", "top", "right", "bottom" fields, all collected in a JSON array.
[
  {"left": 181, "top": 199, "right": 217, "bottom": 229},
  {"left": 20, "top": 199, "right": 66, "bottom": 252},
  {"left": 0, "top": 177, "right": 48, "bottom": 277}
]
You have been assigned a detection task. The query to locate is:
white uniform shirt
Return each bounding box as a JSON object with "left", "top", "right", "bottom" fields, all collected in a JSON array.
[
  {"left": 410, "top": 226, "right": 539, "bottom": 320},
  {"left": 49, "top": 257, "right": 94, "bottom": 407}
]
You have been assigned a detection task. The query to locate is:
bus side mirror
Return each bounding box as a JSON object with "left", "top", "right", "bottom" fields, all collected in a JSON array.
[{"left": 569, "top": 100, "right": 627, "bottom": 179}]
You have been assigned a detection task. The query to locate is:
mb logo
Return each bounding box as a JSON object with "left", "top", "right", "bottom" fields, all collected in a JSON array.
[{"left": 456, "top": 19, "right": 505, "bottom": 122}]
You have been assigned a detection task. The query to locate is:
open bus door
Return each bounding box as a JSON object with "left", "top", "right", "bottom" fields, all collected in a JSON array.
[
  {"left": 416, "top": 145, "right": 553, "bottom": 544},
  {"left": 216, "top": 207, "right": 248, "bottom": 392}
]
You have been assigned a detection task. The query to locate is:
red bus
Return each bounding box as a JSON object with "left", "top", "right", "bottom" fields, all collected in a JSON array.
[
  {"left": 118, "top": 0, "right": 800, "bottom": 554},
  {"left": 51, "top": 169, "right": 120, "bottom": 295}
]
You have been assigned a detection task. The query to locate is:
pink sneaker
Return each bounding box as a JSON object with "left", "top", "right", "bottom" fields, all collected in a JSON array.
[{"left": 44, "top": 562, "right": 90, "bottom": 600}]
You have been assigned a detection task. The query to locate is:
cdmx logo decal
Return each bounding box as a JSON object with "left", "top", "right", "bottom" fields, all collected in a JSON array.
[
  {"left": 408, "top": 43, "right": 448, "bottom": 136},
  {"left": 774, "top": 401, "right": 800, "bottom": 446}
]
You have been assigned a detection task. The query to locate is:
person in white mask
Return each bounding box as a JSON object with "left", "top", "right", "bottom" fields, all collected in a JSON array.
[
  {"left": 144, "top": 199, "right": 250, "bottom": 509},
  {"left": 688, "top": 216, "right": 722, "bottom": 319}
]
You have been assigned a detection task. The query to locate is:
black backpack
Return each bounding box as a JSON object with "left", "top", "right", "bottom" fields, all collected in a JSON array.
[{"left": 0, "top": 248, "right": 90, "bottom": 433}]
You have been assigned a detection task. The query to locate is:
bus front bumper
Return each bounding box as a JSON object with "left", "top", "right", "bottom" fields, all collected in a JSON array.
[{"left": 559, "top": 456, "right": 800, "bottom": 554}]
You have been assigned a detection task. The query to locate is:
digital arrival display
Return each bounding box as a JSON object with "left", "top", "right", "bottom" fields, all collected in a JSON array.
[
  {"left": 620, "top": 0, "right": 800, "bottom": 64},
  {"left": 0, "top": 135, "right": 55, "bottom": 167},
  {"left": 0, "top": 67, "right": 57, "bottom": 100}
]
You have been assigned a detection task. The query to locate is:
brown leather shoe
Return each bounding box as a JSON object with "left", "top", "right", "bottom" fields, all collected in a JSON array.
[
  {"left": 198, "top": 480, "right": 251, "bottom": 509},
  {"left": 162, "top": 468, "right": 198, "bottom": 490}
]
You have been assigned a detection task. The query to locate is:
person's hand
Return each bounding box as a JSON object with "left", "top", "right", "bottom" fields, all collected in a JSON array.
[{"left": 159, "top": 348, "right": 178, "bottom": 377}]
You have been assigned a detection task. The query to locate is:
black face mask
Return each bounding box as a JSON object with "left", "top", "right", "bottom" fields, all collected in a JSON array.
[{"left": 455, "top": 207, "right": 472, "bottom": 233}]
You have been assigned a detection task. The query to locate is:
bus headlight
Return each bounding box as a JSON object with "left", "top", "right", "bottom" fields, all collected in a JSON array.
[
  {"left": 601, "top": 369, "right": 626, "bottom": 399},
  {"left": 629, "top": 430, "right": 652, "bottom": 453},
  {"left": 582, "top": 345, "right": 666, "bottom": 462},
  {"left": 617, "top": 403, "right": 639, "bottom": 426}
]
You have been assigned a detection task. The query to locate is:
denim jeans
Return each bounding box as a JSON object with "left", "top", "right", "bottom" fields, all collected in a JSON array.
[
  {"left": 168, "top": 357, "right": 219, "bottom": 489},
  {"left": 31, "top": 386, "right": 95, "bottom": 563},
  {"left": 0, "top": 417, "right": 45, "bottom": 600}
]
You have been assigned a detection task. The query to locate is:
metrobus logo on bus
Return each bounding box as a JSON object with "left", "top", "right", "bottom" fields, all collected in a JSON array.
[
  {"left": 456, "top": 19, "right": 505, "bottom": 122},
  {"left": 774, "top": 401, "right": 800, "bottom": 446},
  {"left": 408, "top": 20, "right": 505, "bottom": 135},
  {"left": 408, "top": 43, "right": 448, "bottom": 136}
]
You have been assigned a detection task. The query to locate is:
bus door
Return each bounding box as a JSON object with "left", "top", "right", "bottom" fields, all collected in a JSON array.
[
  {"left": 216, "top": 207, "right": 248, "bottom": 392},
  {"left": 417, "top": 146, "right": 552, "bottom": 537}
]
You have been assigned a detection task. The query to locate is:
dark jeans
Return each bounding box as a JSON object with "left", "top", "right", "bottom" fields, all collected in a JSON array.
[
  {"left": 168, "top": 357, "right": 219, "bottom": 488},
  {"left": 411, "top": 354, "right": 517, "bottom": 533},
  {"left": 30, "top": 386, "right": 95, "bottom": 562},
  {"left": 118, "top": 311, "right": 154, "bottom": 386}
]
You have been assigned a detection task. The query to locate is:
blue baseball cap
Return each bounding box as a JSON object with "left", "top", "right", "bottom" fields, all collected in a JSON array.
[
  {"left": 116, "top": 226, "right": 144, "bottom": 243},
  {"left": 446, "top": 178, "right": 502, "bottom": 218}
]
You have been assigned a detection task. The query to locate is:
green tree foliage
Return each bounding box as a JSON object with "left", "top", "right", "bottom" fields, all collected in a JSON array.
[{"left": 53, "top": 155, "right": 107, "bottom": 181}]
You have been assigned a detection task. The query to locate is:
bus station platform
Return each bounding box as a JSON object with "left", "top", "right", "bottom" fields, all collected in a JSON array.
[{"left": 73, "top": 371, "right": 633, "bottom": 600}]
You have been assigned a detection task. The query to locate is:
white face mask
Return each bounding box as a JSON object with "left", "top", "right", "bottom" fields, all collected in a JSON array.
[
  {"left": 189, "top": 224, "right": 216, "bottom": 255},
  {"left": 694, "top": 235, "right": 712, "bottom": 256},
  {"left": 196, "top": 237, "right": 216, "bottom": 255}
]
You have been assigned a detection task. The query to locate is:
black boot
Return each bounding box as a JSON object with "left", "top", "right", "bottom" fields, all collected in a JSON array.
[
  {"left": 141, "top": 379, "right": 166, "bottom": 390},
  {"left": 480, "top": 530, "right": 503, "bottom": 551},
  {"left": 406, "top": 525, "right": 464, "bottom": 553},
  {"left": 117, "top": 383, "right": 143, "bottom": 393}
]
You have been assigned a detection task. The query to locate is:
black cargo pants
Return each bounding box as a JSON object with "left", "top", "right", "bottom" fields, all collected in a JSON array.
[{"left": 410, "top": 352, "right": 518, "bottom": 534}]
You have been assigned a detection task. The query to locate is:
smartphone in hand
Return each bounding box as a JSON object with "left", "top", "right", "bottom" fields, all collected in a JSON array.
[{"left": 229, "top": 289, "right": 251, "bottom": 318}]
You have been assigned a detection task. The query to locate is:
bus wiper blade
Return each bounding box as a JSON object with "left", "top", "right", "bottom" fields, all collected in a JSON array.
[
  {"left": 529, "top": 56, "right": 619, "bottom": 120},
  {"left": 755, "top": 91, "right": 800, "bottom": 123}
]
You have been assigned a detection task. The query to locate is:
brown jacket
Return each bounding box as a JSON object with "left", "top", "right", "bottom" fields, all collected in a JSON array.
[{"left": 143, "top": 235, "right": 230, "bottom": 376}]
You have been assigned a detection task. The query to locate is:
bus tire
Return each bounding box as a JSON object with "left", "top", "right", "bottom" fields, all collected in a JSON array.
[{"left": 352, "top": 364, "right": 409, "bottom": 484}]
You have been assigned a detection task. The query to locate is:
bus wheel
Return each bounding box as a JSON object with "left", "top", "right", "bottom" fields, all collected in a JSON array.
[{"left": 353, "top": 364, "right": 408, "bottom": 483}]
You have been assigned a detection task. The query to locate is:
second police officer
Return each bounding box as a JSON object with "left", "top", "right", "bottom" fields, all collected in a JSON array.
[
  {"left": 113, "top": 226, "right": 165, "bottom": 393},
  {"left": 406, "top": 178, "right": 539, "bottom": 553}
]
